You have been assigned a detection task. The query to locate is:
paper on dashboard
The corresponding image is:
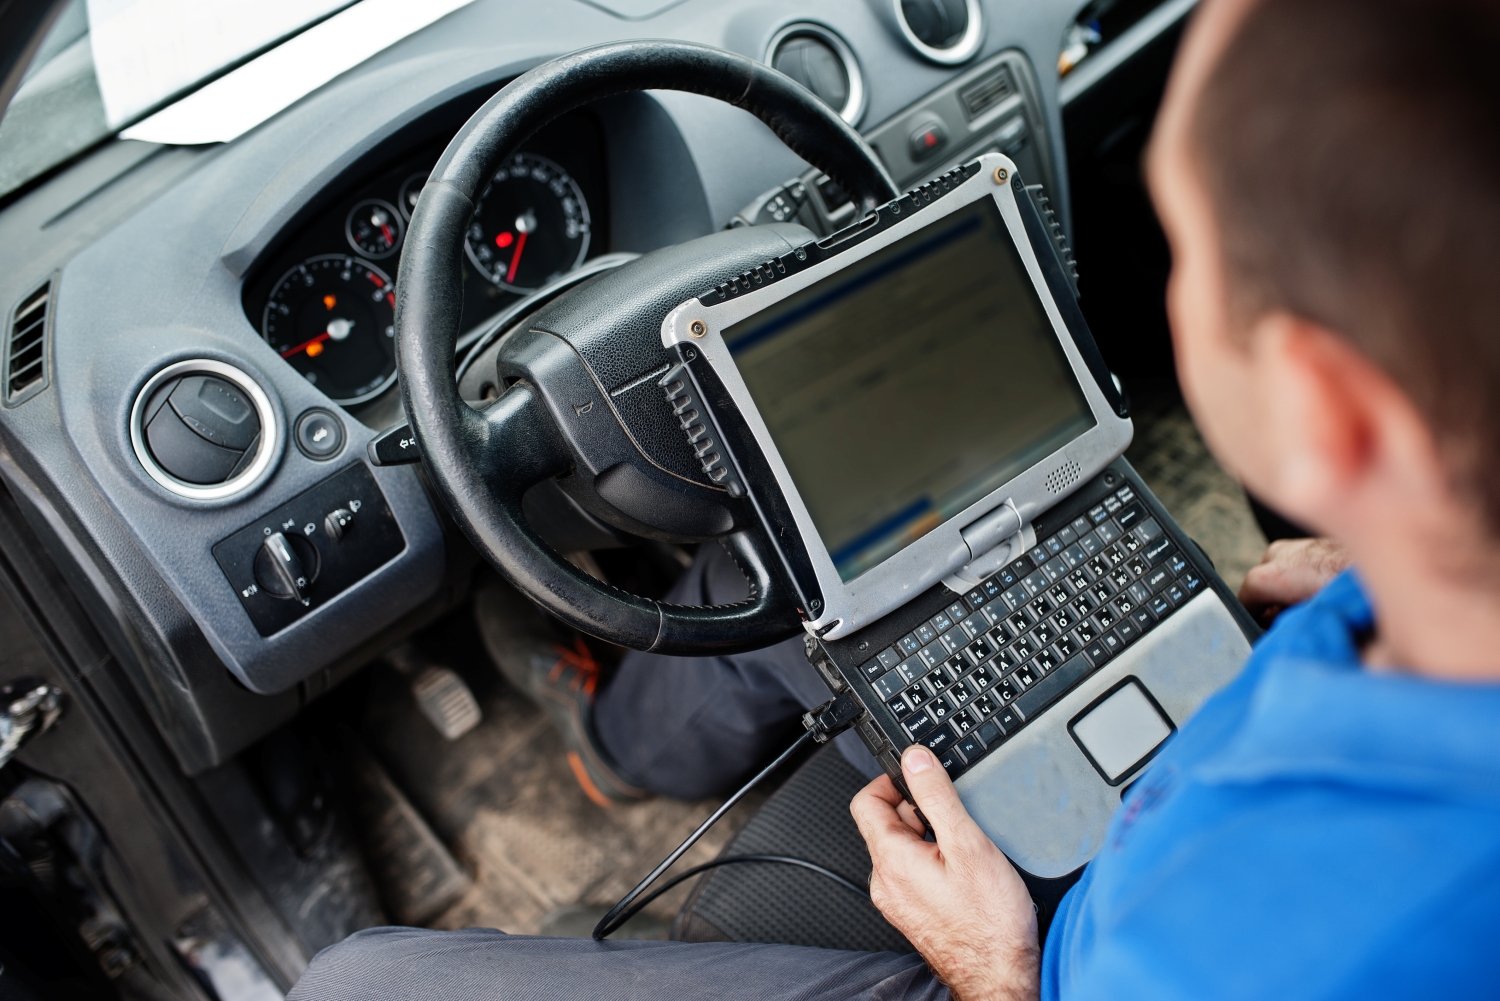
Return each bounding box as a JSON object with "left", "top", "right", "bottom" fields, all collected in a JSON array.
[{"left": 86, "top": 0, "right": 353, "bottom": 128}]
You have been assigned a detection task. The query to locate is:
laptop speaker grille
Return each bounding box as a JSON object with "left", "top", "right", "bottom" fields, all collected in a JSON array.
[{"left": 1045, "top": 460, "right": 1081, "bottom": 495}]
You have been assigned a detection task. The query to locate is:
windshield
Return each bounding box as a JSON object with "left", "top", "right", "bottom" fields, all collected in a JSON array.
[{"left": 0, "top": 0, "right": 470, "bottom": 200}]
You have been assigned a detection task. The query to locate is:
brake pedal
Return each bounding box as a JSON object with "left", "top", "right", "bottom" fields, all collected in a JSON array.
[{"left": 410, "top": 666, "right": 481, "bottom": 740}]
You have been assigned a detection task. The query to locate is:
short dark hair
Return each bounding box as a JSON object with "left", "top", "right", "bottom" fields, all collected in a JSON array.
[{"left": 1192, "top": 0, "right": 1500, "bottom": 530}]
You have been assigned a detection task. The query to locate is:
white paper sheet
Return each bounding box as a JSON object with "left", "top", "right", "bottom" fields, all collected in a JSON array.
[
  {"left": 103, "top": 0, "right": 476, "bottom": 145},
  {"left": 86, "top": 0, "right": 354, "bottom": 127}
]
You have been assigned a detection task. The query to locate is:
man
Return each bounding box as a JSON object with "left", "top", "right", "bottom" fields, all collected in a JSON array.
[{"left": 290, "top": 0, "right": 1500, "bottom": 996}]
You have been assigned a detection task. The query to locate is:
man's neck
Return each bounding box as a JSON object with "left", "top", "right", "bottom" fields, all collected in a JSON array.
[{"left": 1353, "top": 540, "right": 1500, "bottom": 682}]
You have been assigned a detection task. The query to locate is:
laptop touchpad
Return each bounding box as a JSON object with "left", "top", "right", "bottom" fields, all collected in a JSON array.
[{"left": 1069, "top": 679, "right": 1175, "bottom": 785}]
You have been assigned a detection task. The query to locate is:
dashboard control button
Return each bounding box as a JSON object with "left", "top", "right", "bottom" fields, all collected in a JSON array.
[
  {"left": 214, "top": 464, "right": 403, "bottom": 636},
  {"left": 324, "top": 507, "right": 354, "bottom": 541},
  {"left": 368, "top": 423, "right": 421, "bottom": 465},
  {"left": 909, "top": 118, "right": 949, "bottom": 160},
  {"left": 256, "top": 531, "right": 312, "bottom": 604},
  {"left": 295, "top": 408, "right": 345, "bottom": 459}
]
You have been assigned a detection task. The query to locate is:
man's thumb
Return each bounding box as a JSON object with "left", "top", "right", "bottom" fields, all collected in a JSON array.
[{"left": 901, "top": 745, "right": 969, "bottom": 836}]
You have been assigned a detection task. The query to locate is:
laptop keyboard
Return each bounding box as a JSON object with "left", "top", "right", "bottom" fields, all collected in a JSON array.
[{"left": 855, "top": 485, "right": 1207, "bottom": 779}]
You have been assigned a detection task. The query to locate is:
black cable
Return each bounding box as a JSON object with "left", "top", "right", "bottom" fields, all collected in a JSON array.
[
  {"left": 593, "top": 728, "right": 816, "bottom": 940},
  {"left": 596, "top": 854, "right": 868, "bottom": 938}
]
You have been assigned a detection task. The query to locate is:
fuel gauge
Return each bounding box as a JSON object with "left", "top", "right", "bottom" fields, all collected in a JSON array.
[{"left": 345, "top": 199, "right": 403, "bottom": 259}]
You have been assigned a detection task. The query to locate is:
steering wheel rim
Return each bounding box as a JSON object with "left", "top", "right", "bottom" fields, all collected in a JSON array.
[{"left": 397, "top": 40, "right": 898, "bottom": 653}]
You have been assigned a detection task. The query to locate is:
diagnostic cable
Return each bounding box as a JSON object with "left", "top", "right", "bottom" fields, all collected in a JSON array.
[{"left": 593, "top": 690, "right": 868, "bottom": 940}]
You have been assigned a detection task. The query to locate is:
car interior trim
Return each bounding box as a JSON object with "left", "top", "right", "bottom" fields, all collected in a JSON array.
[
  {"left": 764, "top": 22, "right": 867, "bottom": 127},
  {"left": 1059, "top": 0, "right": 1199, "bottom": 106},
  {"left": 128, "top": 358, "right": 281, "bottom": 503},
  {"left": 893, "top": 0, "right": 985, "bottom": 66}
]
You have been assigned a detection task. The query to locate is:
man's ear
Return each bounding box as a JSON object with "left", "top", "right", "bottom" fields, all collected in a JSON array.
[
  {"left": 1251, "top": 313, "right": 1443, "bottom": 534},
  {"left": 1250, "top": 314, "right": 1382, "bottom": 530}
]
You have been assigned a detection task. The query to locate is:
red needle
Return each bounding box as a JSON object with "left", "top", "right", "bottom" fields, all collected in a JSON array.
[
  {"left": 380, "top": 224, "right": 393, "bottom": 244},
  {"left": 281, "top": 331, "right": 330, "bottom": 358},
  {"left": 505, "top": 229, "right": 528, "bottom": 283}
]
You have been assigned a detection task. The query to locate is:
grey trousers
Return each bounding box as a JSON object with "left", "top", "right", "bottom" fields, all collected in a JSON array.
[
  {"left": 288, "top": 927, "right": 947, "bottom": 1001},
  {"left": 595, "top": 543, "right": 882, "bottom": 798}
]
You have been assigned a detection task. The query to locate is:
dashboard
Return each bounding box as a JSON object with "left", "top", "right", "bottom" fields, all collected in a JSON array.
[
  {"left": 239, "top": 113, "right": 608, "bottom": 421},
  {"left": 0, "top": 0, "right": 1183, "bottom": 776}
]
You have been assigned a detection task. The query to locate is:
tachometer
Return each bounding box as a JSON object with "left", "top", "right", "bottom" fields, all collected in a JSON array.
[
  {"left": 464, "top": 153, "right": 590, "bottom": 293},
  {"left": 263, "top": 255, "right": 397, "bottom": 405}
]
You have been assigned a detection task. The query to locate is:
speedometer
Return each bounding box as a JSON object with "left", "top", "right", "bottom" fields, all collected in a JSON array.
[
  {"left": 464, "top": 153, "right": 591, "bottom": 293},
  {"left": 263, "top": 255, "right": 397, "bottom": 405}
]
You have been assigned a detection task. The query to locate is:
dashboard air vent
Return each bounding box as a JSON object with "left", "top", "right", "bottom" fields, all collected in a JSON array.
[
  {"left": 959, "top": 66, "right": 1014, "bottom": 120},
  {"left": 4, "top": 280, "right": 51, "bottom": 407},
  {"left": 767, "top": 24, "right": 865, "bottom": 126},
  {"left": 130, "top": 359, "right": 278, "bottom": 501},
  {"left": 894, "top": 0, "right": 984, "bottom": 65}
]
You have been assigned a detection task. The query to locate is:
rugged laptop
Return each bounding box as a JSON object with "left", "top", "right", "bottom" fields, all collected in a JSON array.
[{"left": 658, "top": 152, "right": 1256, "bottom": 878}]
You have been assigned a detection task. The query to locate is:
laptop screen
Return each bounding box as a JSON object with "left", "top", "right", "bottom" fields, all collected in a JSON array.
[{"left": 724, "top": 197, "right": 1095, "bottom": 582}]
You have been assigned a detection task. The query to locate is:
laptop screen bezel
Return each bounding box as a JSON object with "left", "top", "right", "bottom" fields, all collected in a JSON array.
[{"left": 660, "top": 153, "right": 1134, "bottom": 639}]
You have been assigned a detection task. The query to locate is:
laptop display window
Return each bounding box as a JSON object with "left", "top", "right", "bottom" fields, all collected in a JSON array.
[{"left": 723, "top": 197, "right": 1095, "bottom": 582}]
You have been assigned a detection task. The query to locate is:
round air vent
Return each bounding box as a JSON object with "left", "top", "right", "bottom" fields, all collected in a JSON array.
[
  {"left": 894, "top": 0, "right": 984, "bottom": 65},
  {"left": 766, "top": 24, "right": 865, "bottom": 126},
  {"left": 130, "top": 359, "right": 278, "bottom": 501}
]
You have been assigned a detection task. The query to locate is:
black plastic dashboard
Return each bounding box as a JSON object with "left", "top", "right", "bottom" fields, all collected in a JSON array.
[{"left": 0, "top": 0, "right": 1152, "bottom": 775}]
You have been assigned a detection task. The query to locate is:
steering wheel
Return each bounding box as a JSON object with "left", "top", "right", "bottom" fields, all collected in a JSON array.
[{"left": 397, "top": 41, "right": 898, "bottom": 655}]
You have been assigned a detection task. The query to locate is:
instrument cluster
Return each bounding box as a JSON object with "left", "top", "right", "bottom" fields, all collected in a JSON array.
[{"left": 241, "top": 112, "right": 607, "bottom": 410}]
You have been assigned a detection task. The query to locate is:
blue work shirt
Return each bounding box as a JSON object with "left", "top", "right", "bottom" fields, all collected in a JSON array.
[{"left": 1042, "top": 571, "right": 1500, "bottom": 999}]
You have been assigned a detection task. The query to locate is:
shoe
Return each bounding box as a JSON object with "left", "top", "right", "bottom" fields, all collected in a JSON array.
[{"left": 474, "top": 580, "right": 648, "bottom": 806}]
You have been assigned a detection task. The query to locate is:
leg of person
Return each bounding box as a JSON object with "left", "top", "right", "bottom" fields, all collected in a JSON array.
[
  {"left": 595, "top": 543, "right": 881, "bottom": 799},
  {"left": 288, "top": 926, "right": 947, "bottom": 1001}
]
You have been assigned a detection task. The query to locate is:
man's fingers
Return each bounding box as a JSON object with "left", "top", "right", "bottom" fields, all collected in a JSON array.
[
  {"left": 852, "top": 776, "right": 939, "bottom": 865},
  {"left": 860, "top": 772, "right": 905, "bottom": 808},
  {"left": 900, "top": 745, "right": 974, "bottom": 840},
  {"left": 896, "top": 799, "right": 926, "bottom": 836},
  {"left": 851, "top": 776, "right": 919, "bottom": 843}
]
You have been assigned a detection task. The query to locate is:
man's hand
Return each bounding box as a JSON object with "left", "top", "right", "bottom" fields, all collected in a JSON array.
[
  {"left": 1238, "top": 537, "right": 1351, "bottom": 626},
  {"left": 851, "top": 745, "right": 1039, "bottom": 1001}
]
